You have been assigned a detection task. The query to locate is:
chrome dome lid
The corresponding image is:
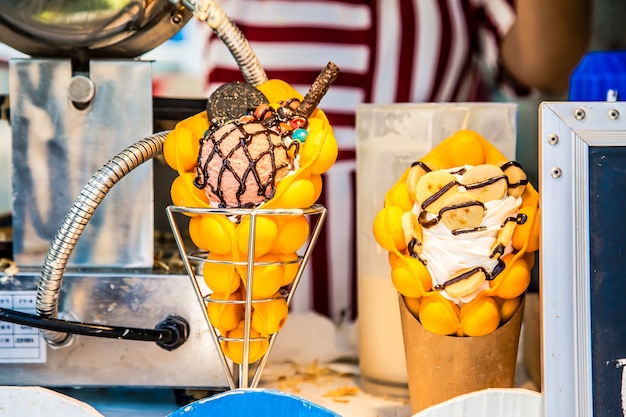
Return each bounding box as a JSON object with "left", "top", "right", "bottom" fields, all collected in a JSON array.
[{"left": 0, "top": 0, "right": 192, "bottom": 59}]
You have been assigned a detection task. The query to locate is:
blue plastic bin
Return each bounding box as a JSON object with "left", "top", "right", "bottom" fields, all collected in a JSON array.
[
  {"left": 569, "top": 51, "right": 626, "bottom": 101},
  {"left": 167, "top": 389, "right": 341, "bottom": 417}
]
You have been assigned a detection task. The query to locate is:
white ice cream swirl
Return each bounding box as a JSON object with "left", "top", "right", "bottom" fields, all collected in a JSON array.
[{"left": 414, "top": 166, "right": 522, "bottom": 305}]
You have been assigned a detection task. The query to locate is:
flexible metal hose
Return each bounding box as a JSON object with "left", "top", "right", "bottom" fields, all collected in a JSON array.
[{"left": 36, "top": 132, "right": 168, "bottom": 346}]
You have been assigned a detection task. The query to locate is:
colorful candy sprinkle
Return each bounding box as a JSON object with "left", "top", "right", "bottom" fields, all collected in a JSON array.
[
  {"left": 289, "top": 117, "right": 306, "bottom": 130},
  {"left": 292, "top": 128, "right": 308, "bottom": 142}
]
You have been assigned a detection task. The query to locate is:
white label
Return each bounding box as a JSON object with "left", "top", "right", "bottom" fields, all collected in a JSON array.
[{"left": 0, "top": 291, "right": 46, "bottom": 363}]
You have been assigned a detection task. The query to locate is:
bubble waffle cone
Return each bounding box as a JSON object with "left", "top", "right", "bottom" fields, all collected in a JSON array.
[
  {"left": 373, "top": 129, "right": 539, "bottom": 411},
  {"left": 373, "top": 129, "right": 539, "bottom": 337},
  {"left": 164, "top": 64, "right": 339, "bottom": 389}
]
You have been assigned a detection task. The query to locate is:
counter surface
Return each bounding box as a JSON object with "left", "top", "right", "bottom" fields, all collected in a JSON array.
[{"left": 55, "top": 302, "right": 539, "bottom": 417}]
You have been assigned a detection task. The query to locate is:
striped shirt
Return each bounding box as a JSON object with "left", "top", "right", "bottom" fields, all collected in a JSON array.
[{"left": 201, "top": 0, "right": 517, "bottom": 321}]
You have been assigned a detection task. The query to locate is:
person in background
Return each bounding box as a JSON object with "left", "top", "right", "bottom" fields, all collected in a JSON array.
[{"left": 199, "top": 0, "right": 591, "bottom": 322}]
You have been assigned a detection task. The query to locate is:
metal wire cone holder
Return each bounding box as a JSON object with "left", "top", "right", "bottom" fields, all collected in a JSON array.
[{"left": 166, "top": 204, "right": 327, "bottom": 389}]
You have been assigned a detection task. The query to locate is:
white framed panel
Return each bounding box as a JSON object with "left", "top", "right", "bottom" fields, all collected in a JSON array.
[{"left": 541, "top": 101, "right": 626, "bottom": 417}]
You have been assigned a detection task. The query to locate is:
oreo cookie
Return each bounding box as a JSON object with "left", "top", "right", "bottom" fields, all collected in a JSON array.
[{"left": 206, "top": 82, "right": 269, "bottom": 125}]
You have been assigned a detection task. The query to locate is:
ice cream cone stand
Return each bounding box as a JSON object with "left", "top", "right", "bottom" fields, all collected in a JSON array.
[{"left": 0, "top": 0, "right": 624, "bottom": 415}]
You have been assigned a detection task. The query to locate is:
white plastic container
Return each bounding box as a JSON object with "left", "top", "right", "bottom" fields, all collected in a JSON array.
[
  {"left": 413, "top": 388, "right": 543, "bottom": 417},
  {"left": 0, "top": 386, "right": 104, "bottom": 417}
]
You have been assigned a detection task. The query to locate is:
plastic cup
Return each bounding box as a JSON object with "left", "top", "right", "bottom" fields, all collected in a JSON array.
[{"left": 355, "top": 103, "right": 517, "bottom": 397}]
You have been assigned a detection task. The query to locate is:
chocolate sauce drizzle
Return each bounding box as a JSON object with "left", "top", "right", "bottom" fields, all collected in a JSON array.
[
  {"left": 499, "top": 160, "right": 521, "bottom": 171},
  {"left": 410, "top": 161, "right": 433, "bottom": 172},
  {"left": 503, "top": 213, "right": 528, "bottom": 227},
  {"left": 418, "top": 211, "right": 439, "bottom": 228},
  {"left": 408, "top": 238, "right": 425, "bottom": 262},
  {"left": 256, "top": 98, "right": 303, "bottom": 125},
  {"left": 449, "top": 167, "right": 467, "bottom": 176},
  {"left": 439, "top": 200, "right": 485, "bottom": 216},
  {"left": 452, "top": 226, "right": 487, "bottom": 236},
  {"left": 490, "top": 244, "right": 505, "bottom": 259},
  {"left": 500, "top": 160, "right": 529, "bottom": 189},
  {"left": 463, "top": 175, "right": 508, "bottom": 191},
  {"left": 421, "top": 180, "right": 458, "bottom": 211},
  {"left": 433, "top": 258, "right": 505, "bottom": 292},
  {"left": 419, "top": 199, "right": 485, "bottom": 233}
]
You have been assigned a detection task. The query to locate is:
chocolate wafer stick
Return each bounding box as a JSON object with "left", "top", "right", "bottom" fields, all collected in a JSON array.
[{"left": 296, "top": 62, "right": 340, "bottom": 118}]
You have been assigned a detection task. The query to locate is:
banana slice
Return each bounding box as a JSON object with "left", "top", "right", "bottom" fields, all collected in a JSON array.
[
  {"left": 405, "top": 161, "right": 435, "bottom": 203},
  {"left": 499, "top": 161, "right": 529, "bottom": 198},
  {"left": 439, "top": 267, "right": 487, "bottom": 299},
  {"left": 438, "top": 192, "right": 485, "bottom": 233},
  {"left": 460, "top": 164, "right": 508, "bottom": 203},
  {"left": 402, "top": 211, "right": 423, "bottom": 256},
  {"left": 490, "top": 216, "right": 518, "bottom": 258},
  {"left": 415, "top": 170, "right": 459, "bottom": 214}
]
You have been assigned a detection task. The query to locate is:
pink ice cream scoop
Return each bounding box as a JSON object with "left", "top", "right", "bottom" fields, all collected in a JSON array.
[{"left": 195, "top": 116, "right": 295, "bottom": 208}]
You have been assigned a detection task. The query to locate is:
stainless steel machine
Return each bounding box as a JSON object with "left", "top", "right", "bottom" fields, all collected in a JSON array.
[{"left": 0, "top": 0, "right": 267, "bottom": 389}]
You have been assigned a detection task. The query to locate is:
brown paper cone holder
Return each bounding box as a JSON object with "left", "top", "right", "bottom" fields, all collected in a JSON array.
[{"left": 399, "top": 294, "right": 525, "bottom": 414}]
